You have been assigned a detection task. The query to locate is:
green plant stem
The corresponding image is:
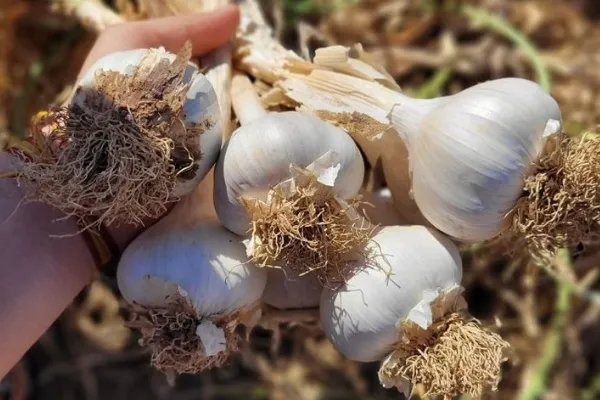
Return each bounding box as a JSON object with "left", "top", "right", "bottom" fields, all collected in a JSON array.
[
  {"left": 461, "top": 5, "right": 551, "bottom": 92},
  {"left": 519, "top": 250, "right": 573, "bottom": 400},
  {"left": 535, "top": 257, "right": 600, "bottom": 307},
  {"left": 416, "top": 67, "right": 452, "bottom": 98}
]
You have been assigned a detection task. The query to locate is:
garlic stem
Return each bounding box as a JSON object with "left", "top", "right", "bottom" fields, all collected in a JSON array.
[
  {"left": 389, "top": 94, "right": 437, "bottom": 147},
  {"left": 231, "top": 73, "right": 268, "bottom": 125}
]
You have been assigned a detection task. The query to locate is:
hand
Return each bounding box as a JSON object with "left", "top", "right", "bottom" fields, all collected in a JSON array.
[{"left": 0, "top": 6, "right": 239, "bottom": 379}]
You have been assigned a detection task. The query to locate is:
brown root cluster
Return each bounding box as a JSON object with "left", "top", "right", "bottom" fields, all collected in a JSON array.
[
  {"left": 512, "top": 133, "right": 600, "bottom": 258},
  {"left": 241, "top": 175, "right": 373, "bottom": 288},
  {"left": 16, "top": 42, "right": 207, "bottom": 228},
  {"left": 380, "top": 313, "right": 509, "bottom": 399},
  {"left": 126, "top": 295, "right": 238, "bottom": 379}
]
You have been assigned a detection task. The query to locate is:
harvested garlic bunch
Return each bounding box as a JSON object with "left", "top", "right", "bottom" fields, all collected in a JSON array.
[
  {"left": 214, "top": 74, "right": 367, "bottom": 285},
  {"left": 320, "top": 225, "right": 509, "bottom": 398},
  {"left": 390, "top": 77, "right": 562, "bottom": 242},
  {"left": 16, "top": 42, "right": 221, "bottom": 227},
  {"left": 261, "top": 268, "right": 322, "bottom": 310},
  {"left": 117, "top": 200, "right": 266, "bottom": 377}
]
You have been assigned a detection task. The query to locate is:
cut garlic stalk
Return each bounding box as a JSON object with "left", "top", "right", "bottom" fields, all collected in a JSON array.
[
  {"left": 214, "top": 74, "right": 367, "bottom": 285},
  {"left": 16, "top": 43, "right": 220, "bottom": 228},
  {"left": 117, "top": 200, "right": 266, "bottom": 377},
  {"left": 320, "top": 225, "right": 509, "bottom": 398}
]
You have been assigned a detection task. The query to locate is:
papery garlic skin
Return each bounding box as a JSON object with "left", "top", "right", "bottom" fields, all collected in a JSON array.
[
  {"left": 214, "top": 111, "right": 365, "bottom": 235},
  {"left": 261, "top": 268, "right": 323, "bottom": 309},
  {"left": 117, "top": 215, "right": 267, "bottom": 316},
  {"left": 77, "top": 47, "right": 222, "bottom": 197},
  {"left": 320, "top": 225, "right": 462, "bottom": 362},
  {"left": 391, "top": 78, "right": 562, "bottom": 241}
]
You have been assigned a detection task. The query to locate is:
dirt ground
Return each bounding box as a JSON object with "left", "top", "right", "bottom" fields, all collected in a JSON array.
[{"left": 1, "top": 1, "right": 599, "bottom": 399}]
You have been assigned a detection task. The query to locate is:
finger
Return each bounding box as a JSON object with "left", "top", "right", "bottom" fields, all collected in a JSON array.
[{"left": 80, "top": 5, "right": 240, "bottom": 75}]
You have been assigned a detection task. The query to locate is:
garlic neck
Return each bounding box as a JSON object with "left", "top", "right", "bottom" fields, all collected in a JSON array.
[
  {"left": 390, "top": 94, "right": 439, "bottom": 147},
  {"left": 231, "top": 73, "right": 268, "bottom": 125}
]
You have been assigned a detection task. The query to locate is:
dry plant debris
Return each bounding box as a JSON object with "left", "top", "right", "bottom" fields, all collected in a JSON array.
[{"left": 14, "top": 42, "right": 209, "bottom": 229}]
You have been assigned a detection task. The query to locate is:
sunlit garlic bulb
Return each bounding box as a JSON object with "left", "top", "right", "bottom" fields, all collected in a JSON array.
[
  {"left": 390, "top": 77, "right": 562, "bottom": 241},
  {"left": 17, "top": 43, "right": 221, "bottom": 228},
  {"left": 321, "top": 225, "right": 509, "bottom": 398},
  {"left": 117, "top": 201, "right": 266, "bottom": 377},
  {"left": 214, "top": 74, "right": 367, "bottom": 285}
]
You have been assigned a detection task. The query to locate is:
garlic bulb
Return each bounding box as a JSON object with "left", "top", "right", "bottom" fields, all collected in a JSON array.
[
  {"left": 261, "top": 268, "right": 322, "bottom": 309},
  {"left": 77, "top": 45, "right": 222, "bottom": 197},
  {"left": 117, "top": 201, "right": 266, "bottom": 375},
  {"left": 320, "top": 225, "right": 509, "bottom": 397},
  {"left": 214, "top": 74, "right": 366, "bottom": 284},
  {"left": 18, "top": 43, "right": 221, "bottom": 227},
  {"left": 214, "top": 83, "right": 364, "bottom": 234},
  {"left": 390, "top": 77, "right": 562, "bottom": 241}
]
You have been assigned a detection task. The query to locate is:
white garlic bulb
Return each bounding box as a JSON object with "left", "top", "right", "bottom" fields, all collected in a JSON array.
[
  {"left": 117, "top": 201, "right": 266, "bottom": 373},
  {"left": 214, "top": 111, "right": 365, "bottom": 235},
  {"left": 320, "top": 225, "right": 509, "bottom": 397},
  {"left": 77, "top": 46, "right": 222, "bottom": 197},
  {"left": 320, "top": 225, "right": 462, "bottom": 362},
  {"left": 214, "top": 74, "right": 364, "bottom": 236},
  {"left": 389, "top": 77, "right": 562, "bottom": 241},
  {"left": 261, "top": 268, "right": 322, "bottom": 309}
]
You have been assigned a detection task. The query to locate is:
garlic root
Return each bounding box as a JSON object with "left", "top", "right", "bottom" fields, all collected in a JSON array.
[
  {"left": 241, "top": 160, "right": 372, "bottom": 287},
  {"left": 512, "top": 133, "right": 600, "bottom": 258},
  {"left": 16, "top": 43, "right": 215, "bottom": 228},
  {"left": 379, "top": 312, "right": 509, "bottom": 399},
  {"left": 127, "top": 295, "right": 245, "bottom": 377}
]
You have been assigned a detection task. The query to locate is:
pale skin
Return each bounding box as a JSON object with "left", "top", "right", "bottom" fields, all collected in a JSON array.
[{"left": 0, "top": 5, "right": 239, "bottom": 379}]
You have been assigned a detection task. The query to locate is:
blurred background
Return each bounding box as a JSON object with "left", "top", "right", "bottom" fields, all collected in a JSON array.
[{"left": 1, "top": 0, "right": 599, "bottom": 399}]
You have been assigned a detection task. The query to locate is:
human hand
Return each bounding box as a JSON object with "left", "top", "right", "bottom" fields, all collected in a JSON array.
[{"left": 0, "top": 6, "right": 239, "bottom": 379}]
